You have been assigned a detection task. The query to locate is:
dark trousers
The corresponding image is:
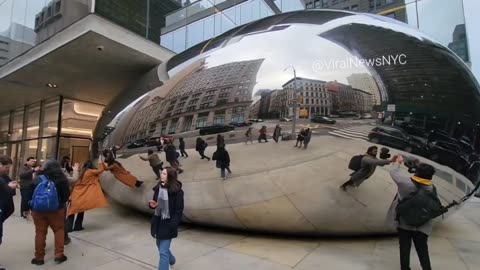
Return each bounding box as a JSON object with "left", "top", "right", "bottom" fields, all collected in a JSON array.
[
  {"left": 180, "top": 149, "right": 188, "bottom": 157},
  {"left": 151, "top": 164, "right": 164, "bottom": 179},
  {"left": 199, "top": 150, "right": 210, "bottom": 160},
  {"left": 398, "top": 228, "right": 431, "bottom": 270},
  {"left": 220, "top": 166, "right": 232, "bottom": 178},
  {"left": 66, "top": 212, "right": 84, "bottom": 232},
  {"left": 169, "top": 160, "right": 184, "bottom": 173},
  {"left": 32, "top": 209, "right": 65, "bottom": 259},
  {"left": 20, "top": 188, "right": 34, "bottom": 216}
]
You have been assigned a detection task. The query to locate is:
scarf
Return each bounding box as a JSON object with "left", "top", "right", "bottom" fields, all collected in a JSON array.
[
  {"left": 411, "top": 176, "right": 432, "bottom": 186},
  {"left": 155, "top": 187, "right": 170, "bottom": 220}
]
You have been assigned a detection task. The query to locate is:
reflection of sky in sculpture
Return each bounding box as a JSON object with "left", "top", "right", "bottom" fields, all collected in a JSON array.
[{"left": 168, "top": 13, "right": 442, "bottom": 97}]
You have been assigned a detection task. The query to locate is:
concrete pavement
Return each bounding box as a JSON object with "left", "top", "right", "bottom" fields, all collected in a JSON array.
[{"left": 1, "top": 194, "right": 480, "bottom": 270}]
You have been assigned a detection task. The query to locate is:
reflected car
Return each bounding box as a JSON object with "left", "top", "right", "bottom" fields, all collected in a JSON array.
[
  {"left": 368, "top": 126, "right": 423, "bottom": 153},
  {"left": 423, "top": 140, "right": 470, "bottom": 173},
  {"left": 311, "top": 116, "right": 336, "bottom": 124},
  {"left": 279, "top": 117, "right": 292, "bottom": 122},
  {"left": 198, "top": 125, "right": 235, "bottom": 135},
  {"left": 229, "top": 122, "right": 252, "bottom": 127},
  {"left": 126, "top": 139, "right": 147, "bottom": 149},
  {"left": 146, "top": 136, "right": 174, "bottom": 147}
]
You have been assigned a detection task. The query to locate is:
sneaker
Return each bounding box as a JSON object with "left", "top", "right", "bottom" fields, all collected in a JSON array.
[
  {"left": 54, "top": 255, "right": 68, "bottom": 264},
  {"left": 31, "top": 258, "right": 45, "bottom": 265}
]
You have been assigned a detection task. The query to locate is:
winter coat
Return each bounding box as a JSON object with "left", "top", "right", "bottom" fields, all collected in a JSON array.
[
  {"left": 105, "top": 162, "right": 138, "bottom": 188},
  {"left": 179, "top": 140, "right": 186, "bottom": 151},
  {"left": 217, "top": 135, "right": 225, "bottom": 146},
  {"left": 165, "top": 145, "right": 177, "bottom": 163},
  {"left": 386, "top": 164, "right": 434, "bottom": 235},
  {"left": 67, "top": 163, "right": 109, "bottom": 216},
  {"left": 150, "top": 183, "right": 184, "bottom": 240},
  {"left": 0, "top": 175, "right": 15, "bottom": 243},
  {"left": 212, "top": 149, "right": 231, "bottom": 169},
  {"left": 140, "top": 153, "right": 163, "bottom": 167},
  {"left": 196, "top": 140, "right": 207, "bottom": 152},
  {"left": 350, "top": 155, "right": 390, "bottom": 186},
  {"left": 18, "top": 164, "right": 35, "bottom": 189},
  {"left": 273, "top": 127, "right": 282, "bottom": 138}
]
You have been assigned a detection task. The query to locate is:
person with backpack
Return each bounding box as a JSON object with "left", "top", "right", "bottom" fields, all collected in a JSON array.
[
  {"left": 165, "top": 142, "right": 184, "bottom": 174},
  {"left": 340, "top": 146, "right": 396, "bottom": 191},
  {"left": 67, "top": 159, "right": 108, "bottom": 233},
  {"left": 179, "top": 137, "right": 188, "bottom": 158},
  {"left": 148, "top": 167, "right": 184, "bottom": 270},
  {"left": 212, "top": 144, "right": 232, "bottom": 180},
  {"left": 387, "top": 155, "right": 441, "bottom": 270},
  {"left": 25, "top": 159, "right": 70, "bottom": 265},
  {"left": 245, "top": 127, "right": 253, "bottom": 144},
  {"left": 195, "top": 138, "right": 210, "bottom": 161},
  {"left": 258, "top": 126, "right": 268, "bottom": 143}
]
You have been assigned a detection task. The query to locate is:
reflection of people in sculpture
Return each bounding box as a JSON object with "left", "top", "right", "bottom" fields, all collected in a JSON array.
[
  {"left": 303, "top": 128, "right": 312, "bottom": 149},
  {"left": 165, "top": 142, "right": 183, "bottom": 174},
  {"left": 273, "top": 124, "right": 282, "bottom": 143},
  {"left": 258, "top": 126, "right": 268, "bottom": 143},
  {"left": 67, "top": 159, "right": 108, "bottom": 232},
  {"left": 179, "top": 137, "right": 188, "bottom": 158},
  {"left": 139, "top": 150, "right": 164, "bottom": 180},
  {"left": 340, "top": 146, "right": 396, "bottom": 191},
  {"left": 387, "top": 155, "right": 436, "bottom": 270},
  {"left": 105, "top": 158, "right": 144, "bottom": 188},
  {"left": 295, "top": 128, "right": 306, "bottom": 148},
  {"left": 216, "top": 134, "right": 225, "bottom": 147},
  {"left": 245, "top": 127, "right": 253, "bottom": 144},
  {"left": 148, "top": 167, "right": 184, "bottom": 270},
  {"left": 195, "top": 138, "right": 210, "bottom": 161},
  {"left": 212, "top": 144, "right": 232, "bottom": 180},
  {"left": 61, "top": 156, "right": 73, "bottom": 174}
]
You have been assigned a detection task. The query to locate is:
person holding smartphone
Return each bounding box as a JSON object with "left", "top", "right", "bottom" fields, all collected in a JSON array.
[{"left": 149, "top": 167, "right": 184, "bottom": 270}]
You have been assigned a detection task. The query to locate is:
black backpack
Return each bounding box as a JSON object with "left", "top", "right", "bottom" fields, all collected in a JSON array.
[
  {"left": 396, "top": 184, "right": 446, "bottom": 227},
  {"left": 348, "top": 155, "right": 364, "bottom": 171}
]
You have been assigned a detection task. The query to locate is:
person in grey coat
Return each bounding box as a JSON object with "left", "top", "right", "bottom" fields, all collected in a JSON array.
[
  {"left": 387, "top": 155, "right": 436, "bottom": 270},
  {"left": 340, "top": 146, "right": 395, "bottom": 190}
]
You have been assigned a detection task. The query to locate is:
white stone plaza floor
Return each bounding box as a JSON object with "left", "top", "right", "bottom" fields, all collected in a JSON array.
[{"left": 1, "top": 194, "right": 479, "bottom": 270}]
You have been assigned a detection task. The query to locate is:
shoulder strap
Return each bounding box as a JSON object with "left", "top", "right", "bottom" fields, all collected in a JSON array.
[{"left": 38, "top": 175, "right": 49, "bottom": 183}]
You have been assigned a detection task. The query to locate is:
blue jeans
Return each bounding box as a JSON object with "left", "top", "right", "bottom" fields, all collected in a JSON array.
[{"left": 156, "top": 238, "right": 176, "bottom": 270}]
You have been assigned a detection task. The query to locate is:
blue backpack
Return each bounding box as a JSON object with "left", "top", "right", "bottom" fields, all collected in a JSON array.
[{"left": 29, "top": 175, "right": 59, "bottom": 212}]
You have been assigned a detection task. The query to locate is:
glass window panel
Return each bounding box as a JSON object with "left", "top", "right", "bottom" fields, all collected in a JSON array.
[
  {"left": 241, "top": 2, "right": 253, "bottom": 25},
  {"left": 173, "top": 27, "right": 186, "bottom": 53},
  {"left": 187, "top": 20, "right": 204, "bottom": 48},
  {"left": 251, "top": 0, "right": 260, "bottom": 21},
  {"left": 160, "top": 32, "right": 174, "bottom": 51},
  {"left": 214, "top": 13, "right": 222, "bottom": 36},
  {"left": 42, "top": 98, "right": 59, "bottom": 137},
  {"left": 203, "top": 15, "right": 215, "bottom": 40},
  {"left": 221, "top": 13, "right": 235, "bottom": 33},
  {"left": 59, "top": 137, "right": 91, "bottom": 165},
  {"left": 0, "top": 113, "right": 9, "bottom": 143},
  {"left": 26, "top": 102, "right": 40, "bottom": 139},
  {"left": 10, "top": 109, "right": 24, "bottom": 141},
  {"left": 223, "top": 7, "right": 236, "bottom": 27},
  {"left": 37, "top": 137, "right": 57, "bottom": 162},
  {"left": 278, "top": 0, "right": 304, "bottom": 12},
  {"left": 235, "top": 4, "right": 242, "bottom": 25}
]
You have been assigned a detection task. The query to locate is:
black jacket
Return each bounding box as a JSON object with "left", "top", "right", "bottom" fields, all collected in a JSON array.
[
  {"left": 0, "top": 175, "right": 15, "bottom": 243},
  {"left": 19, "top": 165, "right": 35, "bottom": 189},
  {"left": 195, "top": 139, "right": 207, "bottom": 151},
  {"left": 212, "top": 149, "right": 230, "bottom": 169},
  {"left": 26, "top": 174, "right": 70, "bottom": 211},
  {"left": 150, "top": 184, "right": 184, "bottom": 240},
  {"left": 165, "top": 145, "right": 177, "bottom": 162},
  {"left": 179, "top": 140, "right": 186, "bottom": 150}
]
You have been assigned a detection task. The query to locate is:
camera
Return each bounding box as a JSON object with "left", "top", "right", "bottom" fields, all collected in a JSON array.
[{"left": 379, "top": 147, "right": 391, "bottom": 160}]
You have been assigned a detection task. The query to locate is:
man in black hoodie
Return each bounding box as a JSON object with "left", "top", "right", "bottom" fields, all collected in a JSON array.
[
  {"left": 0, "top": 155, "right": 17, "bottom": 270},
  {"left": 18, "top": 157, "right": 39, "bottom": 218}
]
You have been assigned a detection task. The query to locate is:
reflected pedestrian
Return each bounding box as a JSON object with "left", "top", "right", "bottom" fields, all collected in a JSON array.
[
  {"left": 295, "top": 128, "right": 306, "bottom": 148},
  {"left": 165, "top": 142, "right": 183, "bottom": 174},
  {"left": 140, "top": 150, "right": 164, "bottom": 180},
  {"left": 258, "top": 126, "right": 268, "bottom": 143},
  {"left": 195, "top": 138, "right": 210, "bottom": 161},
  {"left": 179, "top": 137, "right": 188, "bottom": 158},
  {"left": 245, "top": 127, "right": 253, "bottom": 144},
  {"left": 212, "top": 144, "right": 231, "bottom": 180},
  {"left": 273, "top": 124, "right": 282, "bottom": 143},
  {"left": 303, "top": 128, "right": 311, "bottom": 149}
]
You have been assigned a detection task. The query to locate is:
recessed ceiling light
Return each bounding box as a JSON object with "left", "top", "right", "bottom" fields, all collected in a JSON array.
[{"left": 46, "top": 83, "right": 57, "bottom": 88}]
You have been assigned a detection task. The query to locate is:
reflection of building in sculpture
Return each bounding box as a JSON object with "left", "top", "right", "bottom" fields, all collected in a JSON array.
[
  {"left": 347, "top": 73, "right": 381, "bottom": 105},
  {"left": 123, "top": 96, "right": 165, "bottom": 143},
  {"left": 326, "top": 81, "right": 372, "bottom": 113},
  {"left": 249, "top": 100, "right": 261, "bottom": 119},
  {"left": 137, "top": 59, "right": 263, "bottom": 138},
  {"left": 448, "top": 24, "right": 469, "bottom": 63},
  {"left": 282, "top": 77, "right": 332, "bottom": 118},
  {"left": 0, "top": 23, "right": 35, "bottom": 66}
]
